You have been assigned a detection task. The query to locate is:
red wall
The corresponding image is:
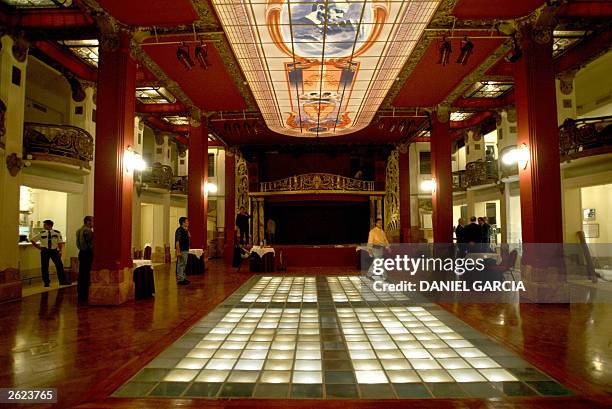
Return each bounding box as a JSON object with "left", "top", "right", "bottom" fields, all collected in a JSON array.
[{"left": 259, "top": 152, "right": 352, "bottom": 181}]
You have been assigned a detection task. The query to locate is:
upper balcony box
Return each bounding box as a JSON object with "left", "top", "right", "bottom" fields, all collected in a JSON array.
[{"left": 24, "top": 123, "right": 93, "bottom": 175}]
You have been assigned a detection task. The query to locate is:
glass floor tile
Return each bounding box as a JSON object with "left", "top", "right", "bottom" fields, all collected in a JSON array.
[{"left": 114, "top": 275, "right": 572, "bottom": 399}]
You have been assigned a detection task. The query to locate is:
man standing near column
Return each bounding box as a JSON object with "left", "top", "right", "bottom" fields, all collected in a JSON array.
[
  {"left": 30, "top": 219, "right": 70, "bottom": 287},
  {"left": 76, "top": 216, "right": 94, "bottom": 303},
  {"left": 175, "top": 217, "right": 191, "bottom": 285},
  {"left": 367, "top": 217, "right": 390, "bottom": 280},
  {"left": 236, "top": 206, "right": 251, "bottom": 244}
]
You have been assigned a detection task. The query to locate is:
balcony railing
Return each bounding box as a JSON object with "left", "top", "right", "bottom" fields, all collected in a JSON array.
[
  {"left": 23, "top": 122, "right": 93, "bottom": 170},
  {"left": 141, "top": 163, "right": 173, "bottom": 191},
  {"left": 452, "top": 170, "right": 467, "bottom": 191},
  {"left": 260, "top": 173, "right": 375, "bottom": 193},
  {"left": 559, "top": 115, "right": 612, "bottom": 160},
  {"left": 465, "top": 160, "right": 498, "bottom": 187},
  {"left": 172, "top": 175, "right": 188, "bottom": 194}
]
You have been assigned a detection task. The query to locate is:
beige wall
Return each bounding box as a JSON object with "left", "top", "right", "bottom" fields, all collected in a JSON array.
[{"left": 581, "top": 184, "right": 612, "bottom": 244}]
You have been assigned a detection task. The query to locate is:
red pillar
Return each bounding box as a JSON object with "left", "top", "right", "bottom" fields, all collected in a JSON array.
[
  {"left": 224, "top": 151, "right": 236, "bottom": 264},
  {"left": 188, "top": 122, "right": 208, "bottom": 250},
  {"left": 93, "top": 34, "right": 136, "bottom": 272},
  {"left": 430, "top": 116, "right": 453, "bottom": 244},
  {"left": 398, "top": 148, "right": 412, "bottom": 242},
  {"left": 515, "top": 26, "right": 563, "bottom": 244}
]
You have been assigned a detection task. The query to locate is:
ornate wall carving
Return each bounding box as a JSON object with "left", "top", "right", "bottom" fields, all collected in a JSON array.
[
  {"left": 260, "top": 173, "right": 375, "bottom": 193},
  {"left": 384, "top": 149, "right": 400, "bottom": 234},
  {"left": 235, "top": 150, "right": 249, "bottom": 214}
]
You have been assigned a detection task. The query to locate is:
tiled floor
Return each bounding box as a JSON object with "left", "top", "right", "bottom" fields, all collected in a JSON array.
[{"left": 114, "top": 276, "right": 573, "bottom": 399}]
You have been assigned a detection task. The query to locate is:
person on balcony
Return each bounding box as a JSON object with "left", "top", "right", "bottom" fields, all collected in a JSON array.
[
  {"left": 76, "top": 216, "right": 94, "bottom": 303},
  {"left": 236, "top": 206, "right": 251, "bottom": 244},
  {"left": 175, "top": 217, "right": 191, "bottom": 286},
  {"left": 30, "top": 219, "right": 70, "bottom": 287}
]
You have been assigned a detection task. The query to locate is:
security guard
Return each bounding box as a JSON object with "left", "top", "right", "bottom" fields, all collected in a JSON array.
[{"left": 30, "top": 219, "right": 70, "bottom": 287}]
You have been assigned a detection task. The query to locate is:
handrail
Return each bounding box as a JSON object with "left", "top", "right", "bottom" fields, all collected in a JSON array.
[
  {"left": 559, "top": 115, "right": 612, "bottom": 159},
  {"left": 141, "top": 162, "right": 173, "bottom": 190},
  {"left": 465, "top": 159, "right": 498, "bottom": 187},
  {"left": 260, "top": 173, "right": 375, "bottom": 192},
  {"left": 23, "top": 122, "right": 94, "bottom": 169}
]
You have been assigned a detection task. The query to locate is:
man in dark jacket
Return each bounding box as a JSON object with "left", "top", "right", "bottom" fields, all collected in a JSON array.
[
  {"left": 455, "top": 218, "right": 466, "bottom": 257},
  {"left": 463, "top": 216, "right": 482, "bottom": 252},
  {"left": 478, "top": 216, "right": 492, "bottom": 252},
  {"left": 235, "top": 206, "right": 251, "bottom": 244},
  {"left": 76, "top": 216, "right": 94, "bottom": 303}
]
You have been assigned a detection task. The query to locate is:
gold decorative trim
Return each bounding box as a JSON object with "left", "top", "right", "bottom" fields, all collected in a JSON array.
[
  {"left": 384, "top": 149, "right": 400, "bottom": 233},
  {"left": 260, "top": 173, "right": 375, "bottom": 193},
  {"left": 250, "top": 190, "right": 386, "bottom": 197},
  {"left": 235, "top": 150, "right": 250, "bottom": 214}
]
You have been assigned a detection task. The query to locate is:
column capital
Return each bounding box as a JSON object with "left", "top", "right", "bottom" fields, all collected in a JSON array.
[
  {"left": 435, "top": 104, "right": 451, "bottom": 123},
  {"left": 514, "top": 3, "right": 558, "bottom": 46},
  {"left": 556, "top": 69, "right": 579, "bottom": 96}
]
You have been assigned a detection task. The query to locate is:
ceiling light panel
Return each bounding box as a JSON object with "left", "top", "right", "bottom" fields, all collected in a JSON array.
[{"left": 212, "top": 0, "right": 440, "bottom": 137}]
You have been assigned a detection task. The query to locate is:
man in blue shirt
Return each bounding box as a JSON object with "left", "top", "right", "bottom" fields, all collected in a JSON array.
[{"left": 175, "top": 217, "right": 191, "bottom": 285}]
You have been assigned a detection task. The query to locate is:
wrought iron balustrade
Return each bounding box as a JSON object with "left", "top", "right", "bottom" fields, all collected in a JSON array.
[
  {"left": 260, "top": 173, "right": 375, "bottom": 192},
  {"left": 452, "top": 170, "right": 467, "bottom": 190},
  {"left": 23, "top": 122, "right": 93, "bottom": 170},
  {"left": 559, "top": 115, "right": 612, "bottom": 159},
  {"left": 172, "top": 175, "right": 188, "bottom": 194},
  {"left": 465, "top": 160, "right": 498, "bottom": 187},
  {"left": 141, "top": 162, "right": 173, "bottom": 190}
]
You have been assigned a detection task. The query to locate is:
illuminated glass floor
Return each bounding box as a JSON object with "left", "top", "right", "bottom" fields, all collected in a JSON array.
[{"left": 114, "top": 276, "right": 572, "bottom": 399}]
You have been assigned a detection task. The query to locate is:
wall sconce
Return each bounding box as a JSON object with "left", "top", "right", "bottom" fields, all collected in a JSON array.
[
  {"left": 421, "top": 179, "right": 436, "bottom": 192},
  {"left": 205, "top": 182, "right": 218, "bottom": 194},
  {"left": 516, "top": 143, "right": 529, "bottom": 170},
  {"left": 501, "top": 143, "right": 529, "bottom": 169},
  {"left": 124, "top": 146, "right": 146, "bottom": 173}
]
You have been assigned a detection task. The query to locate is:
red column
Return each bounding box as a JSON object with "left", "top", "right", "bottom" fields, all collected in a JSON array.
[
  {"left": 93, "top": 34, "right": 136, "bottom": 271},
  {"left": 430, "top": 116, "right": 453, "bottom": 244},
  {"left": 398, "top": 148, "right": 412, "bottom": 242},
  {"left": 224, "top": 151, "right": 236, "bottom": 264},
  {"left": 188, "top": 122, "right": 208, "bottom": 250},
  {"left": 515, "top": 27, "right": 563, "bottom": 244}
]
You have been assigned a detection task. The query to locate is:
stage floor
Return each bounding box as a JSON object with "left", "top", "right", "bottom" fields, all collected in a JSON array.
[{"left": 114, "top": 275, "right": 572, "bottom": 399}]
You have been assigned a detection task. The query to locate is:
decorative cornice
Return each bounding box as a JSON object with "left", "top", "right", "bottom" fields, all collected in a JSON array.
[{"left": 190, "top": 0, "right": 222, "bottom": 31}]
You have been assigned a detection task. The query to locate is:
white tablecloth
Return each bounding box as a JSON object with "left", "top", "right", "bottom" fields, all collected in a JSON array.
[
  {"left": 250, "top": 246, "right": 275, "bottom": 258},
  {"left": 466, "top": 252, "right": 501, "bottom": 264},
  {"left": 133, "top": 259, "right": 153, "bottom": 268},
  {"left": 189, "top": 249, "right": 205, "bottom": 259}
]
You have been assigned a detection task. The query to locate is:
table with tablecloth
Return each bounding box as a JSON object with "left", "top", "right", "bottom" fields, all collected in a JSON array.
[
  {"left": 185, "top": 249, "right": 205, "bottom": 275},
  {"left": 132, "top": 259, "right": 155, "bottom": 299},
  {"left": 249, "top": 246, "right": 275, "bottom": 272}
]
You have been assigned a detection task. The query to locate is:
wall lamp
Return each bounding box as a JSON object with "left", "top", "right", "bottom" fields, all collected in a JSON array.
[
  {"left": 421, "top": 179, "right": 436, "bottom": 192},
  {"left": 125, "top": 146, "right": 146, "bottom": 173},
  {"left": 501, "top": 143, "right": 529, "bottom": 169},
  {"left": 205, "top": 182, "right": 218, "bottom": 194}
]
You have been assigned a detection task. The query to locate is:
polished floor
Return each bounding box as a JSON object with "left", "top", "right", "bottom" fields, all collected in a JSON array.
[
  {"left": 114, "top": 276, "right": 571, "bottom": 399},
  {"left": 0, "top": 261, "right": 610, "bottom": 408}
]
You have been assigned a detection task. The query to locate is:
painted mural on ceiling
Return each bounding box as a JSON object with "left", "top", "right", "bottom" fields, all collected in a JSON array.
[{"left": 212, "top": 0, "right": 440, "bottom": 137}]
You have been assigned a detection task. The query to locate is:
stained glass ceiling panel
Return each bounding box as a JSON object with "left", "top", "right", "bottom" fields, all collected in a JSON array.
[
  {"left": 2, "top": 0, "right": 72, "bottom": 7},
  {"left": 212, "top": 0, "right": 440, "bottom": 137}
]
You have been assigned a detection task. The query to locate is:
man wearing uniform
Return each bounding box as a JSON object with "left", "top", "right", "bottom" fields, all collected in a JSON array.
[
  {"left": 30, "top": 219, "right": 70, "bottom": 287},
  {"left": 76, "top": 216, "right": 94, "bottom": 302}
]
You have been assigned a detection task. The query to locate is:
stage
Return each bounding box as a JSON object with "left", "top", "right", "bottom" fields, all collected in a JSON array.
[{"left": 273, "top": 244, "right": 367, "bottom": 268}]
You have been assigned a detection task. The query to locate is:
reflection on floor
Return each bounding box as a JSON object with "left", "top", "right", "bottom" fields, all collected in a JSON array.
[{"left": 115, "top": 276, "right": 572, "bottom": 399}]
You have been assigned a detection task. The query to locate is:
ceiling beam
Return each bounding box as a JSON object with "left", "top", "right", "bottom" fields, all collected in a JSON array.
[
  {"left": 136, "top": 102, "right": 187, "bottom": 114},
  {"left": 554, "top": 30, "right": 612, "bottom": 75},
  {"left": 452, "top": 90, "right": 515, "bottom": 110},
  {"left": 33, "top": 40, "right": 97, "bottom": 82}
]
